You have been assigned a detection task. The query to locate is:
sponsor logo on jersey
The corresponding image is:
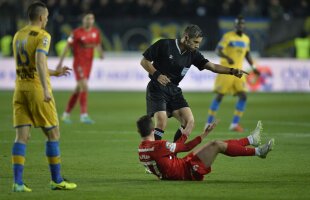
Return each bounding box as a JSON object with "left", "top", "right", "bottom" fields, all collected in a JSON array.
[
  {"left": 192, "top": 165, "right": 199, "bottom": 171},
  {"left": 139, "top": 154, "right": 150, "bottom": 160},
  {"left": 29, "top": 31, "right": 38, "bottom": 36},
  {"left": 138, "top": 147, "right": 154, "bottom": 152},
  {"left": 165, "top": 142, "right": 176, "bottom": 152}
]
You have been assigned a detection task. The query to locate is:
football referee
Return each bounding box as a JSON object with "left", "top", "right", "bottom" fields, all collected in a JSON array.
[{"left": 140, "top": 24, "right": 248, "bottom": 141}]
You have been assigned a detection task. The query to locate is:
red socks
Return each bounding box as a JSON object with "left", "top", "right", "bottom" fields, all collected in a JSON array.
[
  {"left": 224, "top": 138, "right": 250, "bottom": 147},
  {"left": 65, "top": 91, "right": 88, "bottom": 114},
  {"left": 65, "top": 92, "right": 80, "bottom": 113},
  {"left": 80, "top": 91, "right": 88, "bottom": 114},
  {"left": 224, "top": 139, "right": 255, "bottom": 157}
]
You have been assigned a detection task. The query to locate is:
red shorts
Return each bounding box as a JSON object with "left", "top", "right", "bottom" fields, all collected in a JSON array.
[
  {"left": 73, "top": 62, "right": 92, "bottom": 80},
  {"left": 183, "top": 152, "right": 211, "bottom": 181}
]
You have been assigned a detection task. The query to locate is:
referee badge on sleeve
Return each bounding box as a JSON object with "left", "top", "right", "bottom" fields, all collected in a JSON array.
[{"left": 181, "top": 67, "right": 190, "bottom": 76}]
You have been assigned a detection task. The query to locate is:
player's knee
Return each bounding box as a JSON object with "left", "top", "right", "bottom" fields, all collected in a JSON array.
[
  {"left": 79, "top": 85, "right": 88, "bottom": 92},
  {"left": 238, "top": 92, "right": 247, "bottom": 101},
  {"left": 48, "top": 133, "right": 60, "bottom": 141},
  {"left": 45, "top": 127, "right": 60, "bottom": 141},
  {"left": 209, "top": 140, "right": 218, "bottom": 147},
  {"left": 77, "top": 81, "right": 88, "bottom": 91},
  {"left": 82, "top": 85, "right": 88, "bottom": 91},
  {"left": 216, "top": 141, "right": 227, "bottom": 152},
  {"left": 209, "top": 140, "right": 224, "bottom": 152},
  {"left": 15, "top": 135, "right": 30, "bottom": 144},
  {"left": 215, "top": 94, "right": 224, "bottom": 102},
  {"left": 75, "top": 86, "right": 81, "bottom": 93}
]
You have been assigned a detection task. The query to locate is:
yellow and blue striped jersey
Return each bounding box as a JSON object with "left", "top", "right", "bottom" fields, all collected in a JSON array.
[
  {"left": 217, "top": 31, "right": 250, "bottom": 69},
  {"left": 13, "top": 25, "right": 51, "bottom": 90}
]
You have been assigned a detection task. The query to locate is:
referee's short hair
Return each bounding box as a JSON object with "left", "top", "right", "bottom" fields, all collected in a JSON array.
[
  {"left": 27, "top": 1, "right": 47, "bottom": 21},
  {"left": 137, "top": 115, "right": 154, "bottom": 137},
  {"left": 183, "top": 24, "right": 203, "bottom": 38}
]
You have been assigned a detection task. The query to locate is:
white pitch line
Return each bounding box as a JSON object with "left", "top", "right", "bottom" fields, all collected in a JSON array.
[
  {"left": 243, "top": 120, "right": 310, "bottom": 127},
  {"left": 272, "top": 132, "right": 310, "bottom": 137},
  {"left": 71, "top": 130, "right": 132, "bottom": 134}
]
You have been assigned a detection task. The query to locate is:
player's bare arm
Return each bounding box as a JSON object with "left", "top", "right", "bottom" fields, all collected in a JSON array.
[
  {"left": 140, "top": 57, "right": 171, "bottom": 86},
  {"left": 96, "top": 44, "right": 104, "bottom": 59},
  {"left": 216, "top": 47, "right": 234, "bottom": 65},
  {"left": 49, "top": 66, "right": 72, "bottom": 77},
  {"left": 36, "top": 51, "right": 51, "bottom": 102},
  {"left": 56, "top": 43, "right": 70, "bottom": 70},
  {"left": 204, "top": 62, "right": 249, "bottom": 78},
  {"left": 245, "top": 51, "right": 260, "bottom": 75},
  {"left": 200, "top": 121, "right": 218, "bottom": 139}
]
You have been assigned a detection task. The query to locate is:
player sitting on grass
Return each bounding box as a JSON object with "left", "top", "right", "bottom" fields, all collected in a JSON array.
[{"left": 137, "top": 115, "right": 274, "bottom": 181}]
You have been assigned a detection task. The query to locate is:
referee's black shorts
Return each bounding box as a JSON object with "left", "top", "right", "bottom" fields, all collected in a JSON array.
[{"left": 146, "top": 81, "right": 189, "bottom": 117}]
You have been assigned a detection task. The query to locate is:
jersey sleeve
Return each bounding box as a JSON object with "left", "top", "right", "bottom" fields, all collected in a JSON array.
[
  {"left": 192, "top": 51, "right": 209, "bottom": 71},
  {"left": 155, "top": 140, "right": 177, "bottom": 157},
  {"left": 142, "top": 39, "right": 165, "bottom": 62},
  {"left": 36, "top": 32, "right": 51, "bottom": 55},
  {"left": 175, "top": 134, "right": 188, "bottom": 144},
  {"left": 164, "top": 136, "right": 202, "bottom": 154}
]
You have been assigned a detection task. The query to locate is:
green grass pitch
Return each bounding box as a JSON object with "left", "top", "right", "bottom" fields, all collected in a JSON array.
[{"left": 0, "top": 91, "right": 309, "bottom": 199}]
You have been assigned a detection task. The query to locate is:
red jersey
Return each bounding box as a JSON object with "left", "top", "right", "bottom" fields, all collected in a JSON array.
[
  {"left": 138, "top": 135, "right": 210, "bottom": 180},
  {"left": 68, "top": 27, "right": 101, "bottom": 68}
]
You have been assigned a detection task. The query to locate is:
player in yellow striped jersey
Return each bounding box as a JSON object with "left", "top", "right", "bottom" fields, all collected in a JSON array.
[
  {"left": 11, "top": 1, "right": 76, "bottom": 192},
  {"left": 205, "top": 16, "right": 260, "bottom": 132}
]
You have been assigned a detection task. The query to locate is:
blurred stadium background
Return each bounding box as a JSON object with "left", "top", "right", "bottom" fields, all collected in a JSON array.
[
  {"left": 0, "top": 0, "right": 309, "bottom": 92},
  {"left": 0, "top": 0, "right": 310, "bottom": 199},
  {"left": 1, "top": 0, "right": 310, "bottom": 56}
]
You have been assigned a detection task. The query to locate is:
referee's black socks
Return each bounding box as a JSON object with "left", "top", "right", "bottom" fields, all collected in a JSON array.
[{"left": 154, "top": 128, "right": 164, "bottom": 140}]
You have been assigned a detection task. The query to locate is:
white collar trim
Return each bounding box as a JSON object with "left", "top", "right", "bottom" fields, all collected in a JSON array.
[{"left": 175, "top": 39, "right": 186, "bottom": 55}]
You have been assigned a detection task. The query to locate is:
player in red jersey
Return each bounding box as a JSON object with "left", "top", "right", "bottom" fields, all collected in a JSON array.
[
  {"left": 57, "top": 13, "right": 104, "bottom": 124},
  {"left": 137, "top": 115, "right": 274, "bottom": 181}
]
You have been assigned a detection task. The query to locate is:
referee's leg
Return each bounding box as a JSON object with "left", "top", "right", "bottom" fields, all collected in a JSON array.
[
  {"left": 172, "top": 107, "right": 195, "bottom": 142},
  {"left": 153, "top": 111, "right": 167, "bottom": 140}
]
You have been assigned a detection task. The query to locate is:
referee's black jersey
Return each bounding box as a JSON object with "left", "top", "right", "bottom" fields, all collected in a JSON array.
[{"left": 143, "top": 39, "right": 209, "bottom": 85}]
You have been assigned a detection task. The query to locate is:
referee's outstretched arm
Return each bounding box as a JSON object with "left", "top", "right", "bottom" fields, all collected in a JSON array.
[{"left": 204, "top": 62, "right": 248, "bottom": 78}]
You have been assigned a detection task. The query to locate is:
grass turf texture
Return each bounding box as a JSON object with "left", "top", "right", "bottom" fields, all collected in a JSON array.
[{"left": 0, "top": 91, "right": 309, "bottom": 199}]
